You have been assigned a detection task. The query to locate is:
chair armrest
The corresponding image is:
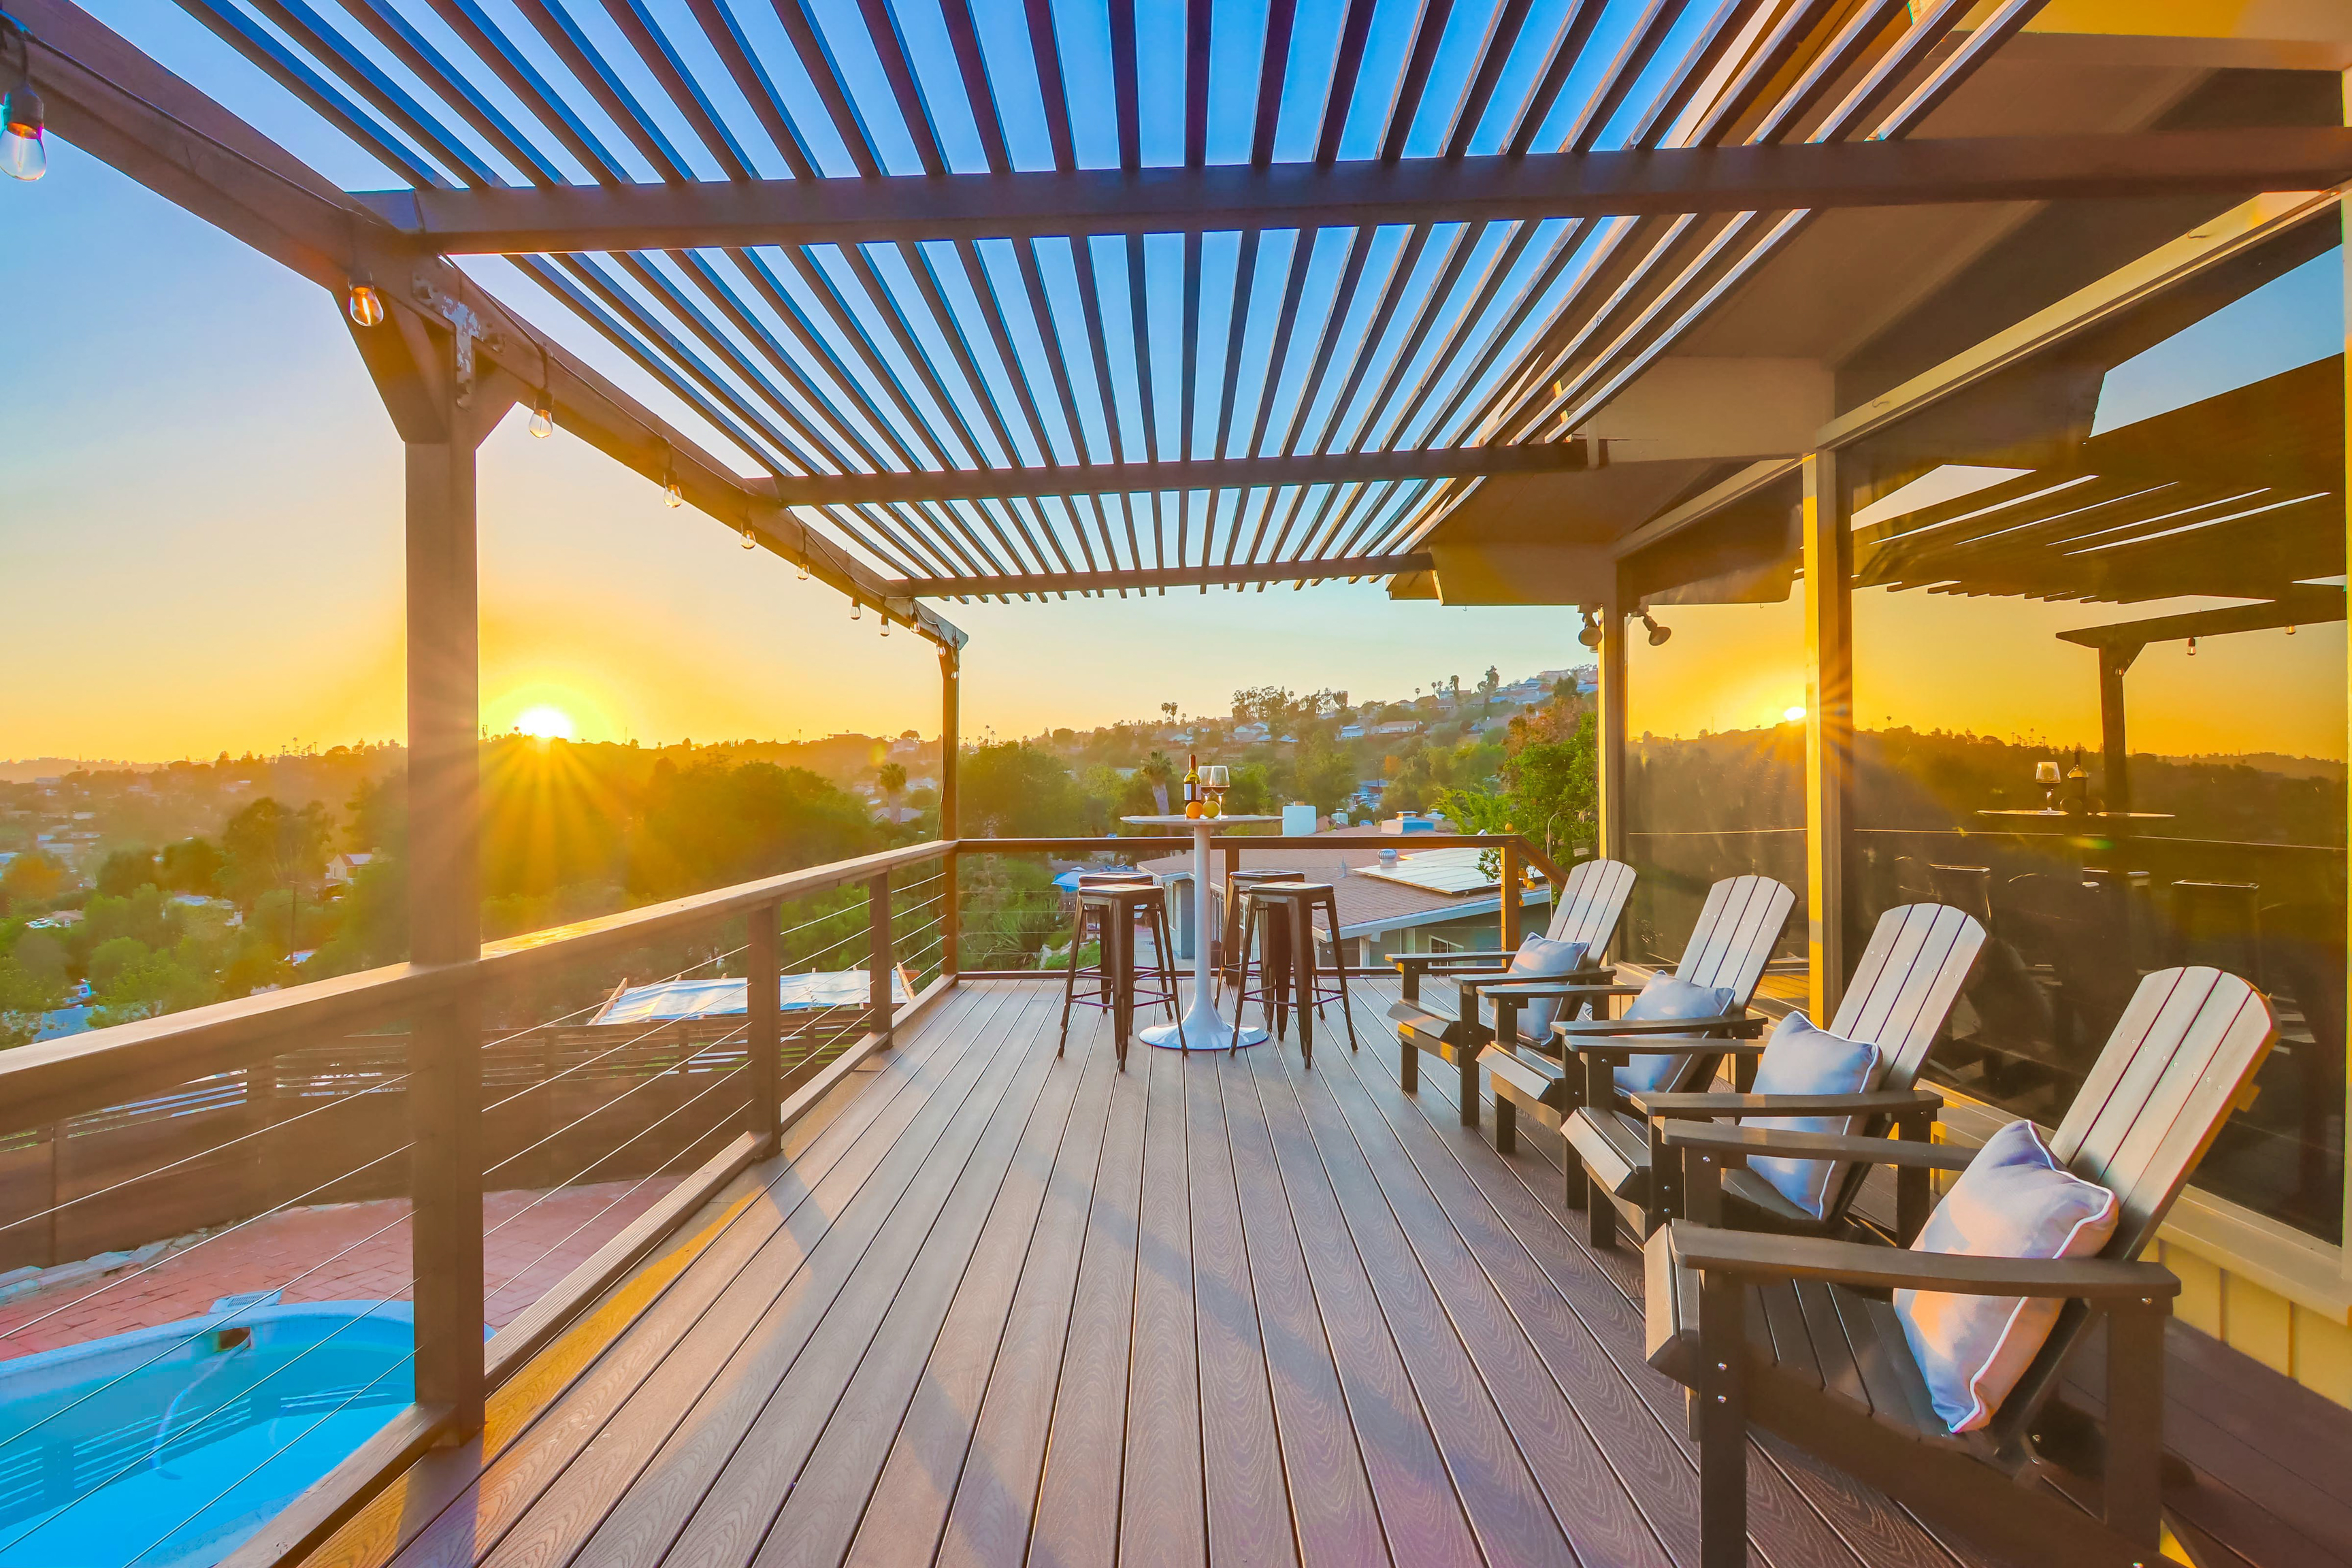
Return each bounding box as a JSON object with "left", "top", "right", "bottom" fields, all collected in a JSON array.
[
  {"left": 1661, "top": 1120, "right": 1974, "bottom": 1169},
  {"left": 1392, "top": 950, "right": 1518, "bottom": 973},
  {"left": 1453, "top": 966, "right": 1613, "bottom": 994},
  {"left": 1667, "top": 1222, "right": 2179, "bottom": 1300},
  {"left": 1473, "top": 981, "right": 1646, "bottom": 1000},
  {"left": 1626, "top": 1087, "right": 1943, "bottom": 1120},
  {"left": 1552, "top": 1014, "right": 1768, "bottom": 1042}
]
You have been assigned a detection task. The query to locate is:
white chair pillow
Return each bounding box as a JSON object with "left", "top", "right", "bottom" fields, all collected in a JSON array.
[
  {"left": 1612, "top": 972, "right": 1739, "bottom": 1094},
  {"left": 1893, "top": 1120, "right": 2119, "bottom": 1433},
  {"left": 1741, "top": 1013, "right": 1885, "bottom": 1220},
  {"left": 1499, "top": 935, "right": 1588, "bottom": 1042}
]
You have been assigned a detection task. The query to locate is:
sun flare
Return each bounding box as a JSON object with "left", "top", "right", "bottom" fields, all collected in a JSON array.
[{"left": 515, "top": 704, "right": 576, "bottom": 740}]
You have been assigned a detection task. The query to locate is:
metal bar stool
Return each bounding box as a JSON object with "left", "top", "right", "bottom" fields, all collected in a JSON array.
[
  {"left": 1060, "top": 881, "right": 1179, "bottom": 1070},
  {"left": 1217, "top": 867, "right": 1303, "bottom": 993},
  {"left": 1228, "top": 882, "right": 1359, "bottom": 1067}
]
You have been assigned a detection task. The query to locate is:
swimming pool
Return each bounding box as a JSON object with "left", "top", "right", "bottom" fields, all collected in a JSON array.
[{"left": 0, "top": 1301, "right": 415, "bottom": 1568}]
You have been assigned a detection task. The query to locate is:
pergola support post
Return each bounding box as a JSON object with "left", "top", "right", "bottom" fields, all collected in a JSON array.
[
  {"left": 938, "top": 648, "right": 960, "bottom": 982},
  {"left": 1801, "top": 450, "right": 1853, "bottom": 1024},
  {"left": 374, "top": 303, "right": 510, "bottom": 1440},
  {"left": 1595, "top": 592, "right": 1628, "bottom": 878}
]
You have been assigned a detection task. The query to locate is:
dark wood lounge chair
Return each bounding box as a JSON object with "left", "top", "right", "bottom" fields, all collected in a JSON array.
[
  {"left": 1647, "top": 966, "right": 2276, "bottom": 1568},
  {"left": 1588, "top": 902, "right": 1986, "bottom": 1247},
  {"left": 1386, "top": 855, "right": 1634, "bottom": 1127},
  {"left": 1477, "top": 874, "right": 1794, "bottom": 1219}
]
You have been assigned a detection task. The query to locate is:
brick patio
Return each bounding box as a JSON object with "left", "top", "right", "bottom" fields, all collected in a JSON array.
[{"left": 0, "top": 1178, "right": 681, "bottom": 1358}]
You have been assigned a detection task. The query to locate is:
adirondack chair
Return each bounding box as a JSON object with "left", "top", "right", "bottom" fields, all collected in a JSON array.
[
  {"left": 1386, "top": 856, "right": 1635, "bottom": 1128},
  {"left": 1582, "top": 902, "right": 1986, "bottom": 1248},
  {"left": 1478, "top": 875, "right": 1795, "bottom": 1216},
  {"left": 1647, "top": 966, "right": 2276, "bottom": 1568}
]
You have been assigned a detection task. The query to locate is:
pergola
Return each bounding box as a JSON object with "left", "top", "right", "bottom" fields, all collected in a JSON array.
[{"left": 5, "top": 0, "right": 2352, "bottom": 1515}]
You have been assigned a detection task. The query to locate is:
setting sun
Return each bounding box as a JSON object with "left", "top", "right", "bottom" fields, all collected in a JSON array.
[{"left": 514, "top": 704, "right": 576, "bottom": 740}]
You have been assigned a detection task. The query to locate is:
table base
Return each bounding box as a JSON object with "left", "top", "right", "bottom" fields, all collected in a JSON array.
[{"left": 1141, "top": 1007, "right": 1269, "bottom": 1052}]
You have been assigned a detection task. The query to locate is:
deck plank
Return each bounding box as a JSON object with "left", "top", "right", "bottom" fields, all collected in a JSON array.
[
  {"left": 1187, "top": 1039, "right": 1296, "bottom": 1568},
  {"left": 844, "top": 1008, "right": 1120, "bottom": 1568},
  {"left": 480, "top": 987, "right": 1055, "bottom": 1568},
  {"left": 747, "top": 1002, "right": 1109, "bottom": 1568},
  {"left": 1250, "top": 1038, "right": 1569, "bottom": 1565},
  {"left": 1212, "top": 1049, "right": 1390, "bottom": 1568},
  {"left": 364, "top": 984, "right": 1015, "bottom": 1568},
  {"left": 1026, "top": 1014, "right": 1151, "bottom": 1568},
  {"left": 625, "top": 987, "right": 1067, "bottom": 1568},
  {"left": 308, "top": 978, "right": 2317, "bottom": 1568},
  {"left": 1119, "top": 1039, "right": 1209, "bottom": 1568}
]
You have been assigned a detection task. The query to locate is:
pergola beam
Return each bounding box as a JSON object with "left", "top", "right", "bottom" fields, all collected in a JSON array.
[
  {"left": 356, "top": 128, "right": 2352, "bottom": 255},
  {"left": 892, "top": 554, "right": 1434, "bottom": 598},
  {"left": 762, "top": 443, "right": 1593, "bottom": 506}
]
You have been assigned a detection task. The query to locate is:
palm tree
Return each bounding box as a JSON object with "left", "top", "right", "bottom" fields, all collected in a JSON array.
[
  {"left": 877, "top": 761, "right": 907, "bottom": 821},
  {"left": 1139, "top": 751, "right": 1176, "bottom": 815}
]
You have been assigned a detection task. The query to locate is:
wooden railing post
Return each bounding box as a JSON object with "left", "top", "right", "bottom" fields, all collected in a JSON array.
[
  {"left": 747, "top": 900, "right": 781, "bottom": 1153},
  {"left": 868, "top": 872, "right": 894, "bottom": 1042},
  {"left": 1499, "top": 838, "right": 1523, "bottom": 950}
]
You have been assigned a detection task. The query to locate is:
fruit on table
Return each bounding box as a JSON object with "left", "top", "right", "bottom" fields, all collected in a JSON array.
[
  {"left": 1203, "top": 796, "right": 1223, "bottom": 818},
  {"left": 1185, "top": 800, "right": 1204, "bottom": 819}
]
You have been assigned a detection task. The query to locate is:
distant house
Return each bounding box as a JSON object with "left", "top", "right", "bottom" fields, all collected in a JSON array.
[
  {"left": 324, "top": 851, "right": 376, "bottom": 886},
  {"left": 1230, "top": 722, "right": 1271, "bottom": 742},
  {"left": 1370, "top": 721, "right": 1420, "bottom": 736},
  {"left": 1337, "top": 725, "right": 1365, "bottom": 740}
]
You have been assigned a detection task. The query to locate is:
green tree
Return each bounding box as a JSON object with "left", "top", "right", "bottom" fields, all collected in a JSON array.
[
  {"left": 960, "top": 742, "right": 1091, "bottom": 837},
  {"left": 95, "top": 846, "right": 159, "bottom": 898},
  {"left": 159, "top": 836, "right": 226, "bottom": 895},
  {"left": 218, "top": 798, "right": 333, "bottom": 910},
  {"left": 1290, "top": 734, "right": 1358, "bottom": 816},
  {"left": 90, "top": 945, "right": 212, "bottom": 1025},
  {"left": 876, "top": 761, "right": 908, "bottom": 820},
  {"left": 1478, "top": 666, "right": 1501, "bottom": 716},
  {"left": 1502, "top": 691, "right": 1599, "bottom": 861},
  {"left": 0, "top": 956, "right": 63, "bottom": 1047},
  {"left": 0, "top": 851, "right": 68, "bottom": 912}
]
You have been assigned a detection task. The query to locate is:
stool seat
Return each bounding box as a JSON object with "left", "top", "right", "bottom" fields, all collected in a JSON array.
[
  {"left": 1060, "top": 880, "right": 1178, "bottom": 1070},
  {"left": 1230, "top": 882, "right": 1358, "bottom": 1066},
  {"left": 1219, "top": 868, "right": 1303, "bottom": 985}
]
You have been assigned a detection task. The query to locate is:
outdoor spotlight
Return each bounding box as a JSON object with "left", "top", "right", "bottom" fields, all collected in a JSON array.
[
  {"left": 1576, "top": 610, "right": 1602, "bottom": 649},
  {"left": 1, "top": 82, "right": 44, "bottom": 182},
  {"left": 346, "top": 278, "right": 387, "bottom": 328},
  {"left": 1641, "top": 610, "right": 1671, "bottom": 647}
]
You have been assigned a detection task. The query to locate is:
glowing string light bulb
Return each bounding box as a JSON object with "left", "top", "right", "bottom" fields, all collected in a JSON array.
[
  {"left": 741, "top": 524, "right": 757, "bottom": 550},
  {"left": 528, "top": 393, "right": 554, "bottom": 439},
  {"left": 1, "top": 84, "right": 46, "bottom": 182},
  {"left": 346, "top": 278, "right": 386, "bottom": 328},
  {"left": 851, "top": 600, "right": 862, "bottom": 621},
  {"left": 663, "top": 472, "right": 683, "bottom": 508}
]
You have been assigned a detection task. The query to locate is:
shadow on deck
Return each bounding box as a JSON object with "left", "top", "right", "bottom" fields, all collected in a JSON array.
[{"left": 295, "top": 977, "right": 2347, "bottom": 1568}]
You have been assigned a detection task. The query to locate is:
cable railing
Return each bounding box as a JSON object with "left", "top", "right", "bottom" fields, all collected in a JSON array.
[{"left": 0, "top": 832, "right": 1560, "bottom": 1567}]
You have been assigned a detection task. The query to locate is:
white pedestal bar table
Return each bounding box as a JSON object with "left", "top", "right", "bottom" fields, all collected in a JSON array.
[{"left": 1121, "top": 813, "right": 1281, "bottom": 1051}]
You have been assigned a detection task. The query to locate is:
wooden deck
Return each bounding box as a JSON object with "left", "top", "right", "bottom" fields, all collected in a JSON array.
[{"left": 301, "top": 977, "right": 2345, "bottom": 1568}]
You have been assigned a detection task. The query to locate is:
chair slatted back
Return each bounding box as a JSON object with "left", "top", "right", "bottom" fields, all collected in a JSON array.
[
  {"left": 1639, "top": 877, "right": 1795, "bottom": 1096},
  {"left": 1828, "top": 904, "right": 1987, "bottom": 1091},
  {"left": 1987, "top": 966, "right": 2274, "bottom": 1454},
  {"left": 1545, "top": 858, "right": 1635, "bottom": 956},
  {"left": 2053, "top": 966, "right": 2275, "bottom": 1255},
  {"left": 1673, "top": 875, "right": 1796, "bottom": 1002}
]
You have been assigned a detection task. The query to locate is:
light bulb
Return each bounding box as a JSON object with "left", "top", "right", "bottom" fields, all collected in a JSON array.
[
  {"left": 880, "top": 617, "right": 890, "bottom": 637},
  {"left": 1, "top": 86, "right": 46, "bottom": 182},
  {"left": 2186, "top": 637, "right": 2197, "bottom": 657},
  {"left": 796, "top": 558, "right": 808, "bottom": 581},
  {"left": 740, "top": 524, "right": 757, "bottom": 550},
  {"left": 346, "top": 281, "right": 386, "bottom": 328},
  {"left": 663, "top": 475, "right": 683, "bottom": 508},
  {"left": 851, "top": 600, "right": 862, "bottom": 620},
  {"left": 528, "top": 400, "right": 553, "bottom": 438}
]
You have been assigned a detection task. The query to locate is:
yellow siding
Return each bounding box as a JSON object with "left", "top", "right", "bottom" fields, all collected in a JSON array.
[
  {"left": 2157, "top": 1234, "right": 2351, "bottom": 1407},
  {"left": 2293, "top": 1305, "right": 2352, "bottom": 1407}
]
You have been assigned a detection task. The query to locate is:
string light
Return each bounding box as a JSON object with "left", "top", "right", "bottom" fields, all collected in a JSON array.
[
  {"left": 1, "top": 82, "right": 43, "bottom": 182},
  {"left": 345, "top": 276, "right": 386, "bottom": 328},
  {"left": 2186, "top": 637, "right": 2197, "bottom": 657},
  {"left": 851, "top": 600, "right": 862, "bottom": 621},
  {"left": 796, "top": 557, "right": 808, "bottom": 581},
  {"left": 740, "top": 523, "right": 757, "bottom": 550},
  {"left": 528, "top": 392, "right": 554, "bottom": 439},
  {"left": 663, "top": 470, "right": 683, "bottom": 508}
]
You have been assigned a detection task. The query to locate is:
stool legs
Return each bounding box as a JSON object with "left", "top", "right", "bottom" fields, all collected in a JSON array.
[
  {"left": 1228, "top": 899, "right": 1257, "bottom": 1054},
  {"left": 1290, "top": 897, "right": 1315, "bottom": 1069},
  {"left": 1057, "top": 893, "right": 1089, "bottom": 1056},
  {"left": 1111, "top": 903, "right": 1133, "bottom": 1071}
]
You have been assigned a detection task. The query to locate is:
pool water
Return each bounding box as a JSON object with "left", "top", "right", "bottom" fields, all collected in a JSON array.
[{"left": 0, "top": 1303, "right": 414, "bottom": 1568}]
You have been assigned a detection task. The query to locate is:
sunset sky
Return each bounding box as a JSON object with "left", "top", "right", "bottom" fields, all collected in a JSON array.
[
  {"left": 0, "top": 130, "right": 1571, "bottom": 762},
  {"left": 4, "top": 0, "right": 2341, "bottom": 766}
]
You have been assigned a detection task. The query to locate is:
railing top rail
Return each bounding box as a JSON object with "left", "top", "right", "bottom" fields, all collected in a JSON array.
[
  {"left": 951, "top": 832, "right": 1566, "bottom": 885},
  {"left": 0, "top": 840, "right": 950, "bottom": 1139}
]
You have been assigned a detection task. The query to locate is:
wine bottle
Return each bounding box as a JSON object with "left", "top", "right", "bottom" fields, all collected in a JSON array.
[{"left": 1184, "top": 753, "right": 1200, "bottom": 806}]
